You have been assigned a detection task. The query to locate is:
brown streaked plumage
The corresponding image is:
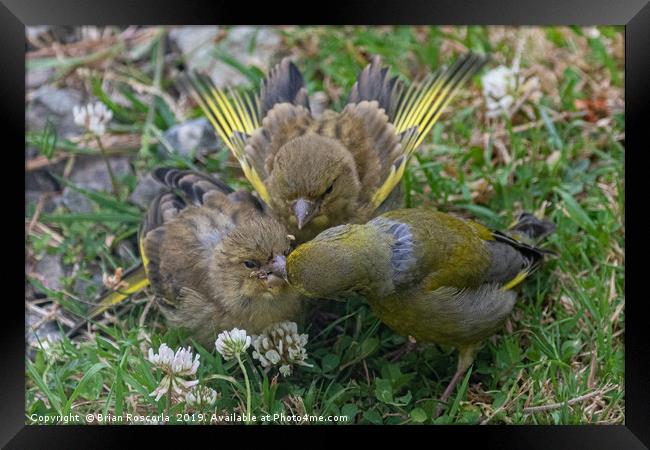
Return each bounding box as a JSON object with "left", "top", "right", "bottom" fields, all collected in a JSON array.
[
  {"left": 142, "top": 168, "right": 303, "bottom": 346},
  {"left": 189, "top": 54, "right": 488, "bottom": 243}
]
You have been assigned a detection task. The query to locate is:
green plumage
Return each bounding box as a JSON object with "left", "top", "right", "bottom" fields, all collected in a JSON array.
[{"left": 286, "top": 208, "right": 554, "bottom": 413}]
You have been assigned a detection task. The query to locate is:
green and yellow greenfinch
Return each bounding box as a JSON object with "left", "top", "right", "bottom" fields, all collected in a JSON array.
[
  {"left": 71, "top": 168, "right": 302, "bottom": 346},
  {"left": 189, "top": 54, "right": 487, "bottom": 243},
  {"left": 285, "top": 208, "right": 554, "bottom": 414}
]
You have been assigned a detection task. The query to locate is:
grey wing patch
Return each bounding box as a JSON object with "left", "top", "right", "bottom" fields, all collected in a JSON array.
[
  {"left": 153, "top": 167, "right": 234, "bottom": 206},
  {"left": 260, "top": 58, "right": 310, "bottom": 118},
  {"left": 509, "top": 212, "right": 556, "bottom": 242},
  {"left": 368, "top": 217, "right": 416, "bottom": 284},
  {"left": 347, "top": 56, "right": 402, "bottom": 118},
  {"left": 142, "top": 191, "right": 186, "bottom": 234}
]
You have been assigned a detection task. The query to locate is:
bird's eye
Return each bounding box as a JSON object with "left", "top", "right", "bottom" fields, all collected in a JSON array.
[
  {"left": 244, "top": 260, "right": 258, "bottom": 269},
  {"left": 324, "top": 183, "right": 334, "bottom": 195}
]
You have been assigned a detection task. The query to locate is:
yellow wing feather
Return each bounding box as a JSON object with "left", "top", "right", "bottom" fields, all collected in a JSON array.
[
  {"left": 188, "top": 74, "right": 270, "bottom": 204},
  {"left": 371, "top": 54, "right": 487, "bottom": 208}
]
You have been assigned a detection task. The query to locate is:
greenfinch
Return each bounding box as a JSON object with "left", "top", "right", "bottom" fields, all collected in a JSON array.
[
  {"left": 189, "top": 54, "right": 487, "bottom": 243},
  {"left": 285, "top": 208, "right": 554, "bottom": 414},
  {"left": 70, "top": 168, "right": 302, "bottom": 346}
]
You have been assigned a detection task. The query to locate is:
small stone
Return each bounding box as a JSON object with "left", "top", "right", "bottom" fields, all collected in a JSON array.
[
  {"left": 116, "top": 240, "right": 135, "bottom": 261},
  {"left": 72, "top": 265, "right": 104, "bottom": 298},
  {"left": 160, "top": 117, "right": 220, "bottom": 157},
  {"left": 27, "top": 68, "right": 54, "bottom": 89},
  {"left": 26, "top": 85, "right": 84, "bottom": 138},
  {"left": 69, "top": 156, "right": 131, "bottom": 188},
  {"left": 169, "top": 26, "right": 220, "bottom": 73},
  {"left": 62, "top": 156, "right": 132, "bottom": 212},
  {"left": 128, "top": 173, "right": 163, "bottom": 208},
  {"left": 169, "top": 26, "right": 282, "bottom": 88},
  {"left": 25, "top": 307, "right": 63, "bottom": 358},
  {"left": 34, "top": 253, "right": 65, "bottom": 291},
  {"left": 62, "top": 187, "right": 93, "bottom": 213}
]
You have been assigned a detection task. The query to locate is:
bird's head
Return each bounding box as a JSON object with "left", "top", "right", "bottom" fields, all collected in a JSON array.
[
  {"left": 216, "top": 216, "right": 295, "bottom": 300},
  {"left": 267, "top": 133, "right": 361, "bottom": 241},
  {"left": 286, "top": 223, "right": 390, "bottom": 300}
]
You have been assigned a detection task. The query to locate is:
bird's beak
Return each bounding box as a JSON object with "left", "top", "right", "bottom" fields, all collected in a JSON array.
[
  {"left": 270, "top": 254, "right": 288, "bottom": 282},
  {"left": 293, "top": 198, "right": 317, "bottom": 230},
  {"left": 262, "top": 254, "right": 288, "bottom": 290}
]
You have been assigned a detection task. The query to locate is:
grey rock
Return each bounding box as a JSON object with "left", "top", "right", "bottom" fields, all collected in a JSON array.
[
  {"left": 209, "top": 27, "right": 282, "bottom": 88},
  {"left": 25, "top": 307, "right": 63, "bottom": 356},
  {"left": 62, "top": 187, "right": 94, "bottom": 213},
  {"left": 70, "top": 156, "right": 132, "bottom": 188},
  {"left": 25, "top": 168, "right": 58, "bottom": 192},
  {"left": 26, "top": 191, "right": 64, "bottom": 215},
  {"left": 169, "top": 26, "right": 220, "bottom": 71},
  {"left": 62, "top": 156, "right": 132, "bottom": 212},
  {"left": 116, "top": 240, "right": 136, "bottom": 261},
  {"left": 26, "top": 85, "right": 83, "bottom": 138},
  {"left": 33, "top": 253, "right": 66, "bottom": 292},
  {"left": 72, "top": 265, "right": 104, "bottom": 298},
  {"left": 169, "top": 25, "right": 282, "bottom": 88},
  {"left": 27, "top": 68, "right": 54, "bottom": 89},
  {"left": 160, "top": 117, "right": 220, "bottom": 157},
  {"left": 129, "top": 173, "right": 163, "bottom": 208}
]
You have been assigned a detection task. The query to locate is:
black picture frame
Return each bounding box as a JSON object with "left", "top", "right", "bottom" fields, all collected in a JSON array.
[{"left": 8, "top": 0, "right": 647, "bottom": 447}]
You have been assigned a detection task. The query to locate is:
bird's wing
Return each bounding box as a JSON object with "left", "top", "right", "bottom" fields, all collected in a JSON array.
[
  {"left": 477, "top": 211, "right": 555, "bottom": 291},
  {"left": 310, "top": 101, "right": 401, "bottom": 205},
  {"left": 246, "top": 103, "right": 314, "bottom": 176},
  {"left": 87, "top": 169, "right": 238, "bottom": 317},
  {"left": 366, "top": 53, "right": 488, "bottom": 208},
  {"left": 188, "top": 58, "right": 310, "bottom": 204}
]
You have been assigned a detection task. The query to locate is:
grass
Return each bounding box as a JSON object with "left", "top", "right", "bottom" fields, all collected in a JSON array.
[{"left": 25, "top": 25, "right": 624, "bottom": 425}]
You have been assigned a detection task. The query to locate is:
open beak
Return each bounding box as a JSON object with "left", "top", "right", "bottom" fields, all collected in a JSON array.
[
  {"left": 262, "top": 254, "right": 288, "bottom": 290},
  {"left": 293, "top": 198, "right": 317, "bottom": 230}
]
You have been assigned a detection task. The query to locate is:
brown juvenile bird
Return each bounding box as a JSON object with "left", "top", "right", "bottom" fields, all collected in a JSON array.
[
  {"left": 70, "top": 168, "right": 302, "bottom": 346},
  {"left": 285, "top": 208, "right": 554, "bottom": 416},
  {"left": 189, "top": 54, "right": 487, "bottom": 243}
]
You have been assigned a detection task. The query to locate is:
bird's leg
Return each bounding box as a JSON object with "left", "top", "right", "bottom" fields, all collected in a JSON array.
[
  {"left": 385, "top": 336, "right": 418, "bottom": 362},
  {"left": 435, "top": 345, "right": 478, "bottom": 417}
]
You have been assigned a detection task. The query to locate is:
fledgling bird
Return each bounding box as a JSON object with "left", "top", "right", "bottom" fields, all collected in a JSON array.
[
  {"left": 69, "top": 168, "right": 302, "bottom": 346},
  {"left": 285, "top": 208, "right": 555, "bottom": 415},
  {"left": 189, "top": 54, "right": 487, "bottom": 243}
]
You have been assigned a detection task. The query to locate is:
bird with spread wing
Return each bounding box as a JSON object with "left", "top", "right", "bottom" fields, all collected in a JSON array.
[{"left": 189, "top": 53, "right": 488, "bottom": 243}]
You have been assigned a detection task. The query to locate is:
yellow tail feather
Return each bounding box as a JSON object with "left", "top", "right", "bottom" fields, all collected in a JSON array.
[
  {"left": 89, "top": 265, "right": 149, "bottom": 319},
  {"left": 371, "top": 54, "right": 487, "bottom": 208},
  {"left": 501, "top": 270, "right": 530, "bottom": 291},
  {"left": 188, "top": 73, "right": 271, "bottom": 203}
]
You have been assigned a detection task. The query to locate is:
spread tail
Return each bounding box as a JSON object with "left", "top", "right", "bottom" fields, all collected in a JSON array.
[{"left": 508, "top": 212, "right": 556, "bottom": 243}]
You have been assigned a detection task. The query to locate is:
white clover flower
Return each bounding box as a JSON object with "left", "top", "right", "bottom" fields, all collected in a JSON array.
[
  {"left": 482, "top": 65, "right": 517, "bottom": 118},
  {"left": 185, "top": 385, "right": 217, "bottom": 409},
  {"left": 147, "top": 343, "right": 200, "bottom": 401},
  {"left": 251, "top": 321, "right": 312, "bottom": 377},
  {"left": 215, "top": 328, "right": 251, "bottom": 360},
  {"left": 586, "top": 27, "right": 601, "bottom": 39},
  {"left": 73, "top": 101, "right": 113, "bottom": 136}
]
